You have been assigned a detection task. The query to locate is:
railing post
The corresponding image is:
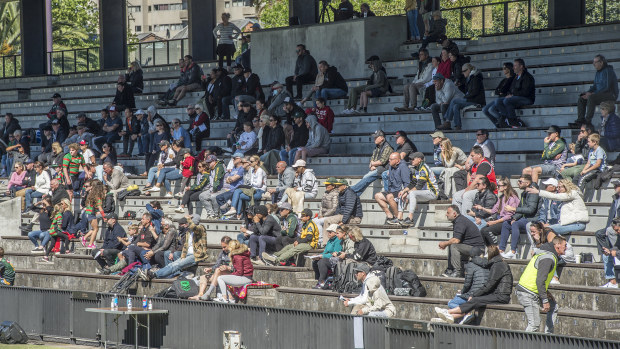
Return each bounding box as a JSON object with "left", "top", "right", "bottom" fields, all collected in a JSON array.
[
  {"left": 152, "top": 43, "right": 156, "bottom": 66},
  {"left": 139, "top": 44, "right": 142, "bottom": 66},
  {"left": 74, "top": 50, "right": 77, "bottom": 73},
  {"left": 460, "top": 8, "right": 464, "bottom": 39},
  {"left": 603, "top": 0, "right": 607, "bottom": 22},
  {"left": 14, "top": 56, "right": 17, "bottom": 77},
  {"left": 166, "top": 41, "right": 170, "bottom": 65},
  {"left": 503, "top": 2, "right": 509, "bottom": 33},
  {"left": 86, "top": 49, "right": 90, "bottom": 71},
  {"left": 482, "top": 5, "right": 486, "bottom": 36},
  {"left": 61, "top": 51, "right": 65, "bottom": 74},
  {"left": 2, "top": 56, "right": 5, "bottom": 78},
  {"left": 528, "top": 0, "right": 532, "bottom": 30}
]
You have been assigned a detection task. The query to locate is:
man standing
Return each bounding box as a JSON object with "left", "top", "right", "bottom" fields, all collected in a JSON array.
[
  {"left": 375, "top": 152, "right": 411, "bottom": 225},
  {"left": 440, "top": 205, "right": 485, "bottom": 278},
  {"left": 350, "top": 130, "right": 394, "bottom": 196},
  {"left": 572, "top": 55, "right": 618, "bottom": 126},
  {"left": 516, "top": 236, "right": 566, "bottom": 333},
  {"left": 92, "top": 213, "right": 126, "bottom": 273},
  {"left": 285, "top": 44, "right": 318, "bottom": 99}
]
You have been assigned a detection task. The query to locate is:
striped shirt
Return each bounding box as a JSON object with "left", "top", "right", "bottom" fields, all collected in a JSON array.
[
  {"left": 62, "top": 153, "right": 85, "bottom": 177},
  {"left": 0, "top": 258, "right": 15, "bottom": 285},
  {"left": 85, "top": 198, "right": 102, "bottom": 215},
  {"left": 213, "top": 23, "right": 241, "bottom": 45},
  {"left": 409, "top": 163, "right": 439, "bottom": 196},
  {"left": 49, "top": 212, "right": 64, "bottom": 236}
]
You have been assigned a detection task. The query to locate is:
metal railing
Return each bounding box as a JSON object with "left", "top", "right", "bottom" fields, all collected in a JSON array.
[
  {"left": 442, "top": 0, "right": 619, "bottom": 39},
  {"left": 1, "top": 286, "right": 620, "bottom": 349},
  {"left": 127, "top": 38, "right": 189, "bottom": 67},
  {"left": 48, "top": 47, "right": 100, "bottom": 75},
  {"left": 0, "top": 54, "right": 22, "bottom": 79}
]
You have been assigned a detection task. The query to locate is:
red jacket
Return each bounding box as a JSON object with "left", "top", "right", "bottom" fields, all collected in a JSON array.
[
  {"left": 315, "top": 106, "right": 334, "bottom": 133},
  {"left": 231, "top": 250, "right": 254, "bottom": 278},
  {"left": 438, "top": 60, "right": 452, "bottom": 80},
  {"left": 190, "top": 112, "right": 209, "bottom": 131},
  {"left": 181, "top": 156, "right": 195, "bottom": 178}
]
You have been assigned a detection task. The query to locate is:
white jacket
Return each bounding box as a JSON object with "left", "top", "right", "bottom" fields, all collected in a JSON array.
[
  {"left": 538, "top": 189, "right": 589, "bottom": 225},
  {"left": 293, "top": 168, "right": 318, "bottom": 198},
  {"left": 413, "top": 61, "right": 434, "bottom": 85},
  {"left": 348, "top": 273, "right": 396, "bottom": 317},
  {"left": 34, "top": 171, "right": 51, "bottom": 195},
  {"left": 436, "top": 79, "right": 464, "bottom": 105}
]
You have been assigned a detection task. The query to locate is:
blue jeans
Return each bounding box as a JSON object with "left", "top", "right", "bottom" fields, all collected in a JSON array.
[
  {"left": 25, "top": 189, "right": 44, "bottom": 209},
  {"left": 140, "top": 134, "right": 150, "bottom": 155},
  {"left": 448, "top": 295, "right": 467, "bottom": 309},
  {"left": 216, "top": 190, "right": 234, "bottom": 208},
  {"left": 483, "top": 100, "right": 502, "bottom": 125},
  {"left": 2, "top": 154, "right": 13, "bottom": 175},
  {"left": 154, "top": 254, "right": 196, "bottom": 279},
  {"left": 316, "top": 88, "right": 347, "bottom": 100},
  {"left": 163, "top": 250, "right": 182, "bottom": 266},
  {"left": 159, "top": 168, "right": 182, "bottom": 192},
  {"left": 445, "top": 98, "right": 475, "bottom": 128},
  {"left": 147, "top": 167, "right": 159, "bottom": 186},
  {"left": 381, "top": 170, "right": 389, "bottom": 192},
  {"left": 603, "top": 254, "right": 615, "bottom": 280},
  {"left": 249, "top": 234, "right": 276, "bottom": 258},
  {"left": 237, "top": 233, "right": 251, "bottom": 246},
  {"left": 499, "top": 218, "right": 528, "bottom": 252},
  {"left": 280, "top": 147, "right": 299, "bottom": 166},
  {"left": 28, "top": 230, "right": 50, "bottom": 248},
  {"left": 350, "top": 170, "right": 380, "bottom": 196},
  {"left": 495, "top": 96, "right": 532, "bottom": 120},
  {"left": 407, "top": 9, "right": 420, "bottom": 39},
  {"left": 231, "top": 189, "right": 265, "bottom": 212},
  {"left": 548, "top": 222, "right": 586, "bottom": 237},
  {"left": 465, "top": 215, "right": 488, "bottom": 231}
]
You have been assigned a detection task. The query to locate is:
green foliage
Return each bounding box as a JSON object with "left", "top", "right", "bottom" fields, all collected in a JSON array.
[
  {"left": 52, "top": 0, "right": 99, "bottom": 50},
  {"left": 0, "top": 1, "right": 20, "bottom": 56}
]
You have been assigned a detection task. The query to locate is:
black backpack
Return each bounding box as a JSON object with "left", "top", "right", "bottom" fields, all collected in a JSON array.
[
  {"left": 384, "top": 266, "right": 402, "bottom": 295},
  {"left": 0, "top": 321, "right": 28, "bottom": 344},
  {"left": 333, "top": 261, "right": 360, "bottom": 294},
  {"left": 398, "top": 270, "right": 427, "bottom": 297},
  {"left": 109, "top": 272, "right": 138, "bottom": 294}
]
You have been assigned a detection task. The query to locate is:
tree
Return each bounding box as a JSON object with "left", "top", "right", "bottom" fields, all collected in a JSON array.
[
  {"left": 0, "top": 1, "right": 20, "bottom": 56},
  {"left": 52, "top": 0, "right": 99, "bottom": 50}
]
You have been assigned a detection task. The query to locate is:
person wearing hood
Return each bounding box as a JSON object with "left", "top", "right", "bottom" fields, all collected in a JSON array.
[
  {"left": 573, "top": 55, "right": 619, "bottom": 126},
  {"left": 295, "top": 114, "right": 330, "bottom": 162},
  {"left": 267, "top": 82, "right": 292, "bottom": 118},
  {"left": 436, "top": 245, "right": 513, "bottom": 325},
  {"left": 344, "top": 58, "right": 389, "bottom": 114},
  {"left": 516, "top": 236, "right": 566, "bottom": 333},
  {"left": 441, "top": 63, "right": 485, "bottom": 131},
  {"left": 343, "top": 263, "right": 396, "bottom": 318},
  {"left": 278, "top": 159, "right": 318, "bottom": 216},
  {"left": 400, "top": 152, "right": 439, "bottom": 226},
  {"left": 446, "top": 246, "right": 490, "bottom": 310},
  {"left": 316, "top": 61, "right": 348, "bottom": 101},
  {"left": 285, "top": 44, "right": 318, "bottom": 99}
]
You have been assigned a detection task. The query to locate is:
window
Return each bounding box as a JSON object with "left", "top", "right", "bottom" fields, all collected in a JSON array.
[
  {"left": 225, "top": 1, "right": 230, "bottom": 8},
  {"left": 128, "top": 5, "right": 141, "bottom": 12},
  {"left": 148, "top": 25, "right": 152, "bottom": 31},
  {"left": 135, "top": 25, "right": 142, "bottom": 32},
  {"left": 148, "top": 5, "right": 151, "bottom": 11}
]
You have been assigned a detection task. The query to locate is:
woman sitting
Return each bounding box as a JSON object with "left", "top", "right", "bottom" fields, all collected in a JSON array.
[
  {"left": 190, "top": 236, "right": 233, "bottom": 301},
  {"left": 145, "top": 139, "right": 177, "bottom": 196},
  {"left": 158, "top": 140, "right": 187, "bottom": 198},
  {"left": 336, "top": 225, "right": 377, "bottom": 265},
  {"left": 27, "top": 198, "right": 53, "bottom": 253},
  {"left": 99, "top": 142, "right": 117, "bottom": 165},
  {"left": 435, "top": 138, "right": 467, "bottom": 197},
  {"left": 224, "top": 155, "right": 267, "bottom": 220},
  {"left": 479, "top": 176, "right": 519, "bottom": 246},
  {"left": 214, "top": 240, "right": 254, "bottom": 304},
  {"left": 48, "top": 142, "right": 65, "bottom": 175},
  {"left": 42, "top": 199, "right": 74, "bottom": 263},
  {"left": 312, "top": 224, "right": 342, "bottom": 289},
  {"left": 24, "top": 161, "right": 50, "bottom": 212},
  {"left": 175, "top": 161, "right": 210, "bottom": 214},
  {"left": 483, "top": 62, "right": 515, "bottom": 127},
  {"left": 465, "top": 176, "right": 497, "bottom": 230},
  {"left": 526, "top": 178, "right": 589, "bottom": 237},
  {"left": 6, "top": 161, "right": 26, "bottom": 196},
  {"left": 435, "top": 245, "right": 513, "bottom": 324}
]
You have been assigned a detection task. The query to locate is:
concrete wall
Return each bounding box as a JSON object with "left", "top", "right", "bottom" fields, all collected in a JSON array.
[
  {"left": 0, "top": 198, "right": 22, "bottom": 236},
  {"left": 252, "top": 15, "right": 407, "bottom": 83}
]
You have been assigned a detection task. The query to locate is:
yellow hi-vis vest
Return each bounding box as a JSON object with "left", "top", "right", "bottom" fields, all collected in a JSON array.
[{"left": 518, "top": 251, "right": 558, "bottom": 295}]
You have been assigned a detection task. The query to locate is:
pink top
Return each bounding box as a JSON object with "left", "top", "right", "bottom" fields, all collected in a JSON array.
[
  {"left": 8, "top": 170, "right": 26, "bottom": 190},
  {"left": 491, "top": 194, "right": 519, "bottom": 221}
]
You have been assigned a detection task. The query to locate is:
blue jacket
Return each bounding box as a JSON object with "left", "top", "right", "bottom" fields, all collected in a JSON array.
[
  {"left": 537, "top": 198, "right": 561, "bottom": 225},
  {"left": 386, "top": 160, "right": 411, "bottom": 193},
  {"left": 606, "top": 193, "right": 620, "bottom": 228},
  {"left": 146, "top": 203, "right": 164, "bottom": 234},
  {"left": 589, "top": 65, "right": 619, "bottom": 98},
  {"left": 322, "top": 236, "right": 342, "bottom": 258},
  {"left": 101, "top": 222, "right": 127, "bottom": 250},
  {"left": 602, "top": 113, "right": 620, "bottom": 151}
]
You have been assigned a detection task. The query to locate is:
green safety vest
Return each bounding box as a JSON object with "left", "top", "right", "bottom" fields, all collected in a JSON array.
[{"left": 518, "top": 251, "right": 558, "bottom": 295}]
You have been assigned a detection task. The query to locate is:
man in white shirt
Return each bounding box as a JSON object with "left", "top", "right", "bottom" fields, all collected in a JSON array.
[{"left": 343, "top": 264, "right": 396, "bottom": 318}]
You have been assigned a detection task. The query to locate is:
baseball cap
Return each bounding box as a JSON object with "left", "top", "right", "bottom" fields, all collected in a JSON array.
[
  {"left": 255, "top": 205, "right": 268, "bottom": 216},
  {"left": 79, "top": 140, "right": 87, "bottom": 146},
  {"left": 232, "top": 152, "right": 244, "bottom": 158},
  {"left": 109, "top": 106, "right": 116, "bottom": 112},
  {"left": 546, "top": 125, "right": 561, "bottom": 134},
  {"left": 411, "top": 152, "right": 425, "bottom": 159},
  {"left": 613, "top": 180, "right": 620, "bottom": 188},
  {"left": 326, "top": 224, "right": 339, "bottom": 233},
  {"left": 292, "top": 110, "right": 305, "bottom": 119},
  {"left": 106, "top": 213, "right": 118, "bottom": 220},
  {"left": 353, "top": 264, "right": 370, "bottom": 274},
  {"left": 542, "top": 178, "right": 559, "bottom": 187},
  {"left": 292, "top": 159, "right": 306, "bottom": 168},
  {"left": 24, "top": 159, "right": 34, "bottom": 164},
  {"left": 372, "top": 130, "right": 385, "bottom": 139},
  {"left": 77, "top": 112, "right": 86, "bottom": 119},
  {"left": 301, "top": 208, "right": 313, "bottom": 217},
  {"left": 279, "top": 202, "right": 293, "bottom": 211},
  {"left": 205, "top": 155, "right": 217, "bottom": 163},
  {"left": 283, "top": 97, "right": 294, "bottom": 105},
  {"left": 429, "top": 131, "right": 445, "bottom": 138},
  {"left": 178, "top": 217, "right": 188, "bottom": 225},
  {"left": 324, "top": 177, "right": 338, "bottom": 185},
  {"left": 135, "top": 109, "right": 145, "bottom": 115},
  {"left": 335, "top": 178, "right": 349, "bottom": 186},
  {"left": 158, "top": 140, "right": 170, "bottom": 147},
  {"left": 395, "top": 130, "right": 407, "bottom": 138},
  {"left": 432, "top": 73, "right": 445, "bottom": 81},
  {"left": 52, "top": 93, "right": 61, "bottom": 98},
  {"left": 51, "top": 119, "right": 60, "bottom": 125}
]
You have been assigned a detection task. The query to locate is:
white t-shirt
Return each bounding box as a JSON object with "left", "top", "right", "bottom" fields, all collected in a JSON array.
[
  {"left": 82, "top": 149, "right": 95, "bottom": 165},
  {"left": 187, "top": 232, "right": 194, "bottom": 255}
]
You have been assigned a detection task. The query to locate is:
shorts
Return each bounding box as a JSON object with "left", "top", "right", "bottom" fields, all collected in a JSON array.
[
  {"left": 531, "top": 163, "right": 557, "bottom": 177},
  {"left": 216, "top": 43, "right": 236, "bottom": 56},
  {"left": 369, "top": 88, "right": 383, "bottom": 97},
  {"left": 381, "top": 191, "right": 400, "bottom": 198},
  {"left": 86, "top": 214, "right": 98, "bottom": 223}
]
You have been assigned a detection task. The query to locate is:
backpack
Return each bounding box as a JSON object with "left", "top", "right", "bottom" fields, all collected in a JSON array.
[
  {"left": 123, "top": 210, "right": 137, "bottom": 219},
  {"left": 332, "top": 261, "right": 361, "bottom": 294},
  {"left": 384, "top": 266, "right": 402, "bottom": 295},
  {"left": 398, "top": 270, "right": 427, "bottom": 297},
  {"left": 372, "top": 255, "right": 393, "bottom": 273},
  {"left": 109, "top": 271, "right": 138, "bottom": 294},
  {"left": 0, "top": 321, "right": 28, "bottom": 344},
  {"left": 171, "top": 277, "right": 199, "bottom": 299}
]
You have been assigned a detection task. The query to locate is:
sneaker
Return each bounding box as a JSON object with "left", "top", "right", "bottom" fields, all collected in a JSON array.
[
  {"left": 251, "top": 258, "right": 265, "bottom": 266},
  {"left": 261, "top": 252, "right": 277, "bottom": 265},
  {"left": 93, "top": 250, "right": 102, "bottom": 260},
  {"left": 137, "top": 268, "right": 150, "bottom": 281},
  {"left": 87, "top": 244, "right": 97, "bottom": 249},
  {"left": 213, "top": 296, "right": 229, "bottom": 303},
  {"left": 394, "top": 106, "right": 409, "bottom": 112},
  {"left": 459, "top": 313, "right": 475, "bottom": 325},
  {"left": 165, "top": 193, "right": 174, "bottom": 198},
  {"left": 441, "top": 269, "right": 454, "bottom": 277},
  {"left": 313, "top": 282, "right": 325, "bottom": 290},
  {"left": 31, "top": 247, "right": 43, "bottom": 254},
  {"left": 174, "top": 206, "right": 185, "bottom": 213},
  {"left": 342, "top": 108, "right": 352, "bottom": 114},
  {"left": 385, "top": 218, "right": 400, "bottom": 225},
  {"left": 102, "top": 267, "right": 111, "bottom": 275},
  {"left": 430, "top": 317, "right": 447, "bottom": 323},
  {"left": 600, "top": 281, "right": 619, "bottom": 288},
  {"left": 223, "top": 208, "right": 237, "bottom": 216},
  {"left": 148, "top": 186, "right": 161, "bottom": 192},
  {"left": 40, "top": 256, "right": 53, "bottom": 264},
  {"left": 550, "top": 278, "right": 560, "bottom": 285},
  {"left": 400, "top": 218, "right": 414, "bottom": 226},
  {"left": 80, "top": 236, "right": 87, "bottom": 247},
  {"left": 174, "top": 192, "right": 184, "bottom": 199},
  {"left": 435, "top": 307, "right": 454, "bottom": 324},
  {"left": 501, "top": 251, "right": 517, "bottom": 259}
]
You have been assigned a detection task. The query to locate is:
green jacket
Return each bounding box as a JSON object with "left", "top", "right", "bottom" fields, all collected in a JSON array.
[
  {"left": 211, "top": 161, "right": 226, "bottom": 191},
  {"left": 281, "top": 214, "right": 298, "bottom": 238}
]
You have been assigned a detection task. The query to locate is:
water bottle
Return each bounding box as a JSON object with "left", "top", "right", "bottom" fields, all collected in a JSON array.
[
  {"left": 127, "top": 296, "right": 133, "bottom": 310},
  {"left": 148, "top": 300, "right": 153, "bottom": 310},
  {"left": 112, "top": 294, "right": 118, "bottom": 310},
  {"left": 403, "top": 230, "right": 408, "bottom": 235},
  {"left": 142, "top": 295, "right": 148, "bottom": 309}
]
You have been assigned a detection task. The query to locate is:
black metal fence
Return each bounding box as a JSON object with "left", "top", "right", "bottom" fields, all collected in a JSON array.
[{"left": 1, "top": 286, "right": 619, "bottom": 349}]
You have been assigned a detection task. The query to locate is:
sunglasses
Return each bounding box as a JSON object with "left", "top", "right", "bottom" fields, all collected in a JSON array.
[
  {"left": 173, "top": 122, "right": 179, "bottom": 125},
  {"left": 476, "top": 133, "right": 485, "bottom": 136}
]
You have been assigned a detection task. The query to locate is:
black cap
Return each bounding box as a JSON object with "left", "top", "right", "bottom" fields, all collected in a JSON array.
[
  {"left": 301, "top": 208, "right": 313, "bottom": 217},
  {"left": 411, "top": 152, "right": 425, "bottom": 159},
  {"left": 178, "top": 217, "right": 188, "bottom": 225},
  {"left": 372, "top": 130, "right": 385, "bottom": 139},
  {"left": 292, "top": 110, "right": 305, "bottom": 119},
  {"left": 613, "top": 180, "right": 620, "bottom": 188},
  {"left": 353, "top": 264, "right": 370, "bottom": 274},
  {"left": 255, "top": 205, "right": 268, "bottom": 216},
  {"left": 51, "top": 119, "right": 60, "bottom": 125},
  {"left": 546, "top": 125, "right": 561, "bottom": 134},
  {"left": 77, "top": 112, "right": 86, "bottom": 118},
  {"left": 52, "top": 93, "right": 61, "bottom": 98},
  {"left": 395, "top": 130, "right": 407, "bottom": 138},
  {"left": 107, "top": 213, "right": 118, "bottom": 220},
  {"left": 24, "top": 158, "right": 34, "bottom": 164}
]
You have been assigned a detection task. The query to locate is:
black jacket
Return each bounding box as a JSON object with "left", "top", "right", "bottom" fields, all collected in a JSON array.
[
  {"left": 114, "top": 87, "right": 136, "bottom": 109},
  {"left": 471, "top": 189, "right": 497, "bottom": 219},
  {"left": 103, "top": 193, "right": 115, "bottom": 214},
  {"left": 243, "top": 73, "right": 265, "bottom": 101},
  {"left": 494, "top": 76, "right": 515, "bottom": 97},
  {"left": 22, "top": 169, "right": 36, "bottom": 187},
  {"left": 101, "top": 222, "right": 126, "bottom": 250},
  {"left": 321, "top": 66, "right": 348, "bottom": 92},
  {"left": 512, "top": 183, "right": 540, "bottom": 221},
  {"left": 510, "top": 69, "right": 536, "bottom": 103},
  {"left": 1, "top": 118, "right": 20, "bottom": 143},
  {"left": 294, "top": 53, "right": 318, "bottom": 78},
  {"left": 284, "top": 104, "right": 306, "bottom": 125},
  {"left": 125, "top": 115, "right": 141, "bottom": 136},
  {"left": 289, "top": 122, "right": 309, "bottom": 148},
  {"left": 337, "top": 187, "right": 363, "bottom": 223},
  {"left": 606, "top": 193, "right": 620, "bottom": 228},
  {"left": 49, "top": 187, "right": 70, "bottom": 206},
  {"left": 80, "top": 116, "right": 102, "bottom": 135},
  {"left": 265, "top": 125, "right": 285, "bottom": 152},
  {"left": 185, "top": 63, "right": 201, "bottom": 85},
  {"left": 472, "top": 255, "right": 513, "bottom": 297},
  {"left": 346, "top": 238, "right": 377, "bottom": 265},
  {"left": 125, "top": 70, "right": 144, "bottom": 93},
  {"left": 464, "top": 70, "right": 486, "bottom": 106},
  {"left": 215, "top": 75, "right": 232, "bottom": 99},
  {"left": 234, "top": 108, "right": 257, "bottom": 135},
  {"left": 255, "top": 215, "right": 282, "bottom": 237},
  {"left": 461, "top": 256, "right": 490, "bottom": 298},
  {"left": 231, "top": 73, "right": 245, "bottom": 97}
]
